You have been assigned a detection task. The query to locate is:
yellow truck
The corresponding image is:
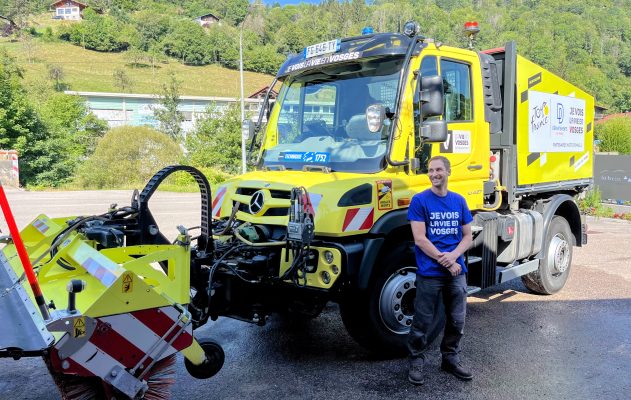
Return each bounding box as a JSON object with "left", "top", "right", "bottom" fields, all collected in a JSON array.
[
  {"left": 0, "top": 22, "right": 593, "bottom": 398},
  {"left": 214, "top": 22, "right": 593, "bottom": 354}
]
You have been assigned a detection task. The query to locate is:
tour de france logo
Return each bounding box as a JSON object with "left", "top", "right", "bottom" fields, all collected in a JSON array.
[{"left": 531, "top": 101, "right": 549, "bottom": 133}]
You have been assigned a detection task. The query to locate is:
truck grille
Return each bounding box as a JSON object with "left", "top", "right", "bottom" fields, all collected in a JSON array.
[{"left": 233, "top": 187, "right": 291, "bottom": 217}]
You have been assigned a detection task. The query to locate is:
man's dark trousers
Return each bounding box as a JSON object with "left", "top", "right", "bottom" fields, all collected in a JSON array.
[{"left": 407, "top": 274, "right": 467, "bottom": 364}]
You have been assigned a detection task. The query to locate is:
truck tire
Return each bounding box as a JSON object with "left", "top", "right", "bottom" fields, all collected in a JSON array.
[
  {"left": 339, "top": 247, "right": 445, "bottom": 357},
  {"left": 521, "top": 216, "right": 573, "bottom": 295}
]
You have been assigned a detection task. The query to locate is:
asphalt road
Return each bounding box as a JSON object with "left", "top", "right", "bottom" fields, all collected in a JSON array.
[{"left": 0, "top": 189, "right": 630, "bottom": 400}]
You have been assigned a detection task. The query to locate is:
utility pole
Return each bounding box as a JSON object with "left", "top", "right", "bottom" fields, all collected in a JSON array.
[{"left": 239, "top": 26, "right": 246, "bottom": 174}]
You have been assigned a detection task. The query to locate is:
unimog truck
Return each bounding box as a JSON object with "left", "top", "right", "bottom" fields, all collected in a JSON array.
[
  {"left": 208, "top": 21, "right": 593, "bottom": 354},
  {"left": 0, "top": 21, "right": 594, "bottom": 399}
]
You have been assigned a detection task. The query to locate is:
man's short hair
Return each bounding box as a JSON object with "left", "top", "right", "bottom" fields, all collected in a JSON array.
[{"left": 429, "top": 155, "right": 451, "bottom": 171}]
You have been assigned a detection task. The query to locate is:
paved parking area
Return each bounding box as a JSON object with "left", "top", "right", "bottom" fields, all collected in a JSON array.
[{"left": 0, "top": 189, "right": 630, "bottom": 400}]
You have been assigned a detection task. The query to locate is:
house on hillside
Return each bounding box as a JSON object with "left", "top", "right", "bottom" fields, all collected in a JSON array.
[
  {"left": 194, "top": 13, "right": 220, "bottom": 27},
  {"left": 51, "top": 0, "right": 87, "bottom": 20}
]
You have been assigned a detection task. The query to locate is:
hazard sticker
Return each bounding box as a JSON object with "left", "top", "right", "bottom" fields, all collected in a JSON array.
[
  {"left": 122, "top": 273, "right": 133, "bottom": 293},
  {"left": 377, "top": 180, "right": 393, "bottom": 210},
  {"left": 73, "top": 317, "right": 86, "bottom": 338}
]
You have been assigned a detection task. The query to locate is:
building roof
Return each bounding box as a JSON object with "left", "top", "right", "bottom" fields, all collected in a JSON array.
[
  {"left": 64, "top": 90, "right": 261, "bottom": 103},
  {"left": 51, "top": 0, "right": 88, "bottom": 8},
  {"left": 195, "top": 13, "right": 219, "bottom": 20},
  {"left": 596, "top": 112, "right": 631, "bottom": 124},
  {"left": 248, "top": 86, "right": 278, "bottom": 99}
]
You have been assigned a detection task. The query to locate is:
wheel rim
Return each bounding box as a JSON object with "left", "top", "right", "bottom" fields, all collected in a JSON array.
[
  {"left": 378, "top": 267, "right": 416, "bottom": 335},
  {"left": 548, "top": 232, "right": 570, "bottom": 275}
]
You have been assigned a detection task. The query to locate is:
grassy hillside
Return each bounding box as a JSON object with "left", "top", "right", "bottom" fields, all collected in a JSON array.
[{"left": 0, "top": 37, "right": 274, "bottom": 97}]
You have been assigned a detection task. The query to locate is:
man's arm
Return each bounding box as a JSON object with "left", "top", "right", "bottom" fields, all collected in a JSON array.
[
  {"left": 436, "top": 223, "right": 473, "bottom": 268},
  {"left": 410, "top": 220, "right": 443, "bottom": 260},
  {"left": 411, "top": 220, "right": 463, "bottom": 277}
]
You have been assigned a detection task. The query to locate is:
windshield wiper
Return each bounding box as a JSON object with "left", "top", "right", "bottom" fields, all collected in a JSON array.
[
  {"left": 302, "top": 165, "right": 332, "bottom": 173},
  {"left": 263, "top": 165, "right": 287, "bottom": 171}
]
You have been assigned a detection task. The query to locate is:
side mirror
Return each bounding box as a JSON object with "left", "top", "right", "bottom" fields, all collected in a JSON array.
[
  {"left": 419, "top": 75, "right": 444, "bottom": 119},
  {"left": 366, "top": 104, "right": 386, "bottom": 133},
  {"left": 242, "top": 119, "right": 255, "bottom": 140},
  {"left": 420, "top": 120, "right": 448, "bottom": 143}
]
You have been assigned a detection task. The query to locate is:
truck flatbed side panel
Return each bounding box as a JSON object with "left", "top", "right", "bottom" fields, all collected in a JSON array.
[{"left": 515, "top": 55, "right": 594, "bottom": 187}]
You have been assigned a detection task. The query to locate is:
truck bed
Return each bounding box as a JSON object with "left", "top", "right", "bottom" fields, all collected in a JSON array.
[{"left": 483, "top": 43, "right": 594, "bottom": 199}]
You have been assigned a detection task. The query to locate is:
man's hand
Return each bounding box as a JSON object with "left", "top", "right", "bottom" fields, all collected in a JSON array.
[
  {"left": 446, "top": 262, "right": 461, "bottom": 277},
  {"left": 437, "top": 251, "right": 458, "bottom": 268}
]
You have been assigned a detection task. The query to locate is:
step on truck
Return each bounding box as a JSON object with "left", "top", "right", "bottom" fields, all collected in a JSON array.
[{"left": 0, "top": 21, "right": 593, "bottom": 399}]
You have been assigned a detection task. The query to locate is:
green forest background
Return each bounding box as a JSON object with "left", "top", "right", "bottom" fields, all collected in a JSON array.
[{"left": 1, "top": 0, "right": 631, "bottom": 189}]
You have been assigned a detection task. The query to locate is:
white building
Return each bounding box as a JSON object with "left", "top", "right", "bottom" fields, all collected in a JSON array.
[{"left": 51, "top": 0, "right": 87, "bottom": 21}]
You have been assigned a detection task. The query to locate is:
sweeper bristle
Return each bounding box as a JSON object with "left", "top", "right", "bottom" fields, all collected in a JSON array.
[
  {"left": 44, "top": 354, "right": 177, "bottom": 400},
  {"left": 143, "top": 355, "right": 177, "bottom": 400}
]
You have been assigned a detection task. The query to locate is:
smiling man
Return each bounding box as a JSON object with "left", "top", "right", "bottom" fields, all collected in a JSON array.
[{"left": 406, "top": 155, "right": 474, "bottom": 385}]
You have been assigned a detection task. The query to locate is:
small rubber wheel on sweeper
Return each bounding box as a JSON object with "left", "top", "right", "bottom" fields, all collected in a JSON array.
[{"left": 184, "top": 340, "right": 225, "bottom": 379}]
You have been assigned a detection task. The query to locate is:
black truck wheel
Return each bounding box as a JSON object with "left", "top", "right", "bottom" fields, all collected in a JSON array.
[
  {"left": 339, "top": 248, "right": 445, "bottom": 357},
  {"left": 522, "top": 216, "right": 573, "bottom": 295}
]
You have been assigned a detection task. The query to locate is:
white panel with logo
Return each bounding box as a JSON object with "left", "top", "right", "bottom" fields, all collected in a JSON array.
[{"left": 528, "top": 90, "right": 586, "bottom": 153}]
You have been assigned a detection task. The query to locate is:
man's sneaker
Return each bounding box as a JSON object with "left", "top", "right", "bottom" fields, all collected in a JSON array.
[
  {"left": 408, "top": 358, "right": 424, "bottom": 385},
  {"left": 441, "top": 360, "right": 473, "bottom": 381}
]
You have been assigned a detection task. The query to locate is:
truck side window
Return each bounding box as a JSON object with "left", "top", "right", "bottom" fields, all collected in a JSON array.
[
  {"left": 440, "top": 60, "right": 472, "bottom": 121},
  {"left": 421, "top": 56, "right": 438, "bottom": 76}
]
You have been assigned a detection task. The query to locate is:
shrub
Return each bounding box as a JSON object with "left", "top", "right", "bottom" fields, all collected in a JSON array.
[
  {"left": 74, "top": 126, "right": 183, "bottom": 189},
  {"left": 595, "top": 116, "right": 631, "bottom": 154},
  {"left": 164, "top": 167, "right": 233, "bottom": 189},
  {"left": 578, "top": 187, "right": 615, "bottom": 217}
]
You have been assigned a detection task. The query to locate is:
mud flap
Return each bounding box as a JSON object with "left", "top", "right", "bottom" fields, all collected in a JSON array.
[{"left": 0, "top": 251, "right": 54, "bottom": 355}]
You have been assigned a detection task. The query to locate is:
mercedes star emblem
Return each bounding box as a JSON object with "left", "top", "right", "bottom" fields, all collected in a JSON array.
[{"left": 249, "top": 190, "right": 265, "bottom": 215}]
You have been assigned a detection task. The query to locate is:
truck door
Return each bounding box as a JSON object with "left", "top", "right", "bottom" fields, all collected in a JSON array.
[{"left": 411, "top": 50, "right": 488, "bottom": 209}]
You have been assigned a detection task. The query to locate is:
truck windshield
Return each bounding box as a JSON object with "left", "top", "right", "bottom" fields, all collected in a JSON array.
[{"left": 261, "top": 57, "right": 403, "bottom": 173}]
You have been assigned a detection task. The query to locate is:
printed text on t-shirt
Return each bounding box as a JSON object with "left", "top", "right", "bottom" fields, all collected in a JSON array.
[{"left": 428, "top": 211, "right": 460, "bottom": 235}]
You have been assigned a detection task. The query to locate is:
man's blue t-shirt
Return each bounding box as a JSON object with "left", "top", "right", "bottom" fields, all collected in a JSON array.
[{"left": 408, "top": 189, "right": 473, "bottom": 277}]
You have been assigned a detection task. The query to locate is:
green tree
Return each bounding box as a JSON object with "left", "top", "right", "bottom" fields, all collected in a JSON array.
[
  {"left": 112, "top": 68, "right": 133, "bottom": 92},
  {"left": 244, "top": 44, "right": 285, "bottom": 74},
  {"left": 207, "top": 24, "right": 239, "bottom": 67},
  {"left": 186, "top": 104, "right": 242, "bottom": 174},
  {"left": 47, "top": 64, "right": 65, "bottom": 91},
  {"left": 74, "top": 126, "right": 183, "bottom": 188},
  {"left": 160, "top": 20, "right": 212, "bottom": 65},
  {"left": 153, "top": 72, "right": 183, "bottom": 141},
  {"left": 0, "top": 50, "right": 55, "bottom": 186},
  {"left": 60, "top": 9, "right": 131, "bottom": 52},
  {"left": 0, "top": 0, "right": 33, "bottom": 30},
  {"left": 35, "top": 92, "right": 109, "bottom": 179},
  {"left": 132, "top": 10, "right": 171, "bottom": 51}
]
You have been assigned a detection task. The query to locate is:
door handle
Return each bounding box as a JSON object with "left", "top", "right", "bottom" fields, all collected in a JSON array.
[{"left": 467, "top": 164, "right": 483, "bottom": 171}]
